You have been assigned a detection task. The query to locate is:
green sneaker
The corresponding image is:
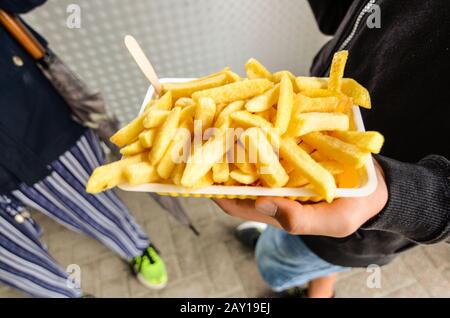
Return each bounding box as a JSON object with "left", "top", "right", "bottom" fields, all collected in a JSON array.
[{"left": 131, "top": 245, "right": 168, "bottom": 289}]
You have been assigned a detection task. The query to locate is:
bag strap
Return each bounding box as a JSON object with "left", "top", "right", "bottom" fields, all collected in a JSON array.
[{"left": 0, "top": 10, "right": 45, "bottom": 60}]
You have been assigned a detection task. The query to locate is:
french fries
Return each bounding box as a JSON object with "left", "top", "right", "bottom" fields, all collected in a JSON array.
[
  {"left": 212, "top": 155, "right": 229, "bottom": 184},
  {"left": 230, "top": 110, "right": 272, "bottom": 130},
  {"left": 332, "top": 131, "right": 384, "bottom": 153},
  {"left": 89, "top": 50, "right": 384, "bottom": 202},
  {"left": 197, "top": 67, "right": 241, "bottom": 82},
  {"left": 120, "top": 140, "right": 145, "bottom": 156},
  {"left": 272, "top": 70, "right": 296, "bottom": 84},
  {"left": 152, "top": 91, "right": 173, "bottom": 110},
  {"left": 328, "top": 50, "right": 348, "bottom": 93},
  {"left": 287, "top": 112, "right": 349, "bottom": 136},
  {"left": 124, "top": 162, "right": 160, "bottom": 185},
  {"left": 245, "top": 58, "right": 273, "bottom": 80},
  {"left": 294, "top": 94, "right": 340, "bottom": 113},
  {"left": 86, "top": 153, "right": 148, "bottom": 193},
  {"left": 214, "top": 101, "right": 245, "bottom": 128},
  {"left": 110, "top": 114, "right": 146, "bottom": 147},
  {"left": 143, "top": 99, "right": 158, "bottom": 111},
  {"left": 245, "top": 84, "right": 280, "bottom": 112},
  {"left": 143, "top": 109, "right": 170, "bottom": 128},
  {"left": 274, "top": 74, "right": 294, "bottom": 134},
  {"left": 195, "top": 97, "right": 216, "bottom": 130},
  {"left": 162, "top": 74, "right": 228, "bottom": 100},
  {"left": 273, "top": 70, "right": 299, "bottom": 92},
  {"left": 229, "top": 169, "right": 259, "bottom": 185},
  {"left": 320, "top": 161, "right": 345, "bottom": 175},
  {"left": 296, "top": 76, "right": 371, "bottom": 108},
  {"left": 296, "top": 77, "right": 327, "bottom": 91},
  {"left": 301, "top": 88, "right": 335, "bottom": 98},
  {"left": 336, "top": 166, "right": 360, "bottom": 188},
  {"left": 310, "top": 150, "right": 328, "bottom": 162},
  {"left": 341, "top": 79, "right": 371, "bottom": 109},
  {"left": 241, "top": 128, "right": 288, "bottom": 188},
  {"left": 222, "top": 70, "right": 242, "bottom": 82},
  {"left": 179, "top": 104, "right": 196, "bottom": 124},
  {"left": 149, "top": 107, "right": 182, "bottom": 165},
  {"left": 279, "top": 137, "right": 336, "bottom": 202},
  {"left": 258, "top": 109, "right": 271, "bottom": 121},
  {"left": 192, "top": 79, "right": 273, "bottom": 104},
  {"left": 139, "top": 129, "right": 155, "bottom": 148},
  {"left": 171, "top": 163, "right": 185, "bottom": 185},
  {"left": 174, "top": 97, "right": 196, "bottom": 108},
  {"left": 156, "top": 123, "right": 191, "bottom": 179},
  {"left": 286, "top": 161, "right": 342, "bottom": 188},
  {"left": 302, "top": 132, "right": 369, "bottom": 168},
  {"left": 191, "top": 171, "right": 214, "bottom": 189},
  {"left": 285, "top": 171, "right": 309, "bottom": 187},
  {"left": 181, "top": 129, "right": 230, "bottom": 187},
  {"left": 298, "top": 141, "right": 315, "bottom": 154},
  {"left": 232, "top": 143, "right": 258, "bottom": 176}
]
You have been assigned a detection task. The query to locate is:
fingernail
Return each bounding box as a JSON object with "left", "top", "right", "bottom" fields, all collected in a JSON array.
[{"left": 256, "top": 202, "right": 278, "bottom": 216}]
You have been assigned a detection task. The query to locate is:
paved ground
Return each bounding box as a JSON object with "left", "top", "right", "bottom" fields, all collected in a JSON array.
[{"left": 1, "top": 190, "right": 450, "bottom": 298}]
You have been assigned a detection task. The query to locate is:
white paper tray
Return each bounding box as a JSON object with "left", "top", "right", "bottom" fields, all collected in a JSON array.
[{"left": 119, "top": 78, "right": 377, "bottom": 199}]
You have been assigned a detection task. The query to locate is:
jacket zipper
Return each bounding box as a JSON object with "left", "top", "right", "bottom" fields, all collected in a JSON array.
[
  {"left": 338, "top": 0, "right": 378, "bottom": 51},
  {"left": 321, "top": 0, "right": 378, "bottom": 76}
]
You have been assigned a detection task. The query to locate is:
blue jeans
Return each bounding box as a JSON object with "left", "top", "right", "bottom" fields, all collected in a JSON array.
[{"left": 255, "top": 226, "right": 348, "bottom": 292}]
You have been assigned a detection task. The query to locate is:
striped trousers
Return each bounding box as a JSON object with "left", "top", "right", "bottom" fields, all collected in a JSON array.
[{"left": 0, "top": 130, "right": 150, "bottom": 298}]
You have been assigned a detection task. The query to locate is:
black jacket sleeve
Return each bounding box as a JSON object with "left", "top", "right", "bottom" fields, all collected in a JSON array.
[
  {"left": 363, "top": 155, "right": 450, "bottom": 244},
  {"left": 0, "top": 0, "right": 46, "bottom": 13},
  {"left": 307, "top": 0, "right": 354, "bottom": 35}
]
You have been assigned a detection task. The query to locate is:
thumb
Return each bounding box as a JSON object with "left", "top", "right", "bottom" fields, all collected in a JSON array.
[{"left": 255, "top": 197, "right": 312, "bottom": 234}]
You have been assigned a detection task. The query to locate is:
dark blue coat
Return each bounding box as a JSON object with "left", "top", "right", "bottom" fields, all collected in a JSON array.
[{"left": 0, "top": 0, "right": 85, "bottom": 193}]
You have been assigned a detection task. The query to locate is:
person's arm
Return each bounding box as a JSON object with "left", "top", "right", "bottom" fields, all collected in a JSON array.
[
  {"left": 307, "top": 0, "right": 354, "bottom": 35},
  {"left": 0, "top": 0, "right": 46, "bottom": 13},
  {"left": 363, "top": 155, "right": 450, "bottom": 244},
  {"left": 215, "top": 156, "right": 450, "bottom": 243}
]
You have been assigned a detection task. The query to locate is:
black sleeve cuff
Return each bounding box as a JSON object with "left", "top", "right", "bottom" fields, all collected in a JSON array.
[{"left": 362, "top": 155, "right": 450, "bottom": 244}]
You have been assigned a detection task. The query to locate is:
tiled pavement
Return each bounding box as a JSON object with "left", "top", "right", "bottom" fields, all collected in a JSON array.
[{"left": 1, "top": 190, "right": 449, "bottom": 298}]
